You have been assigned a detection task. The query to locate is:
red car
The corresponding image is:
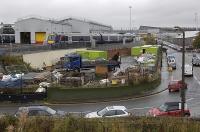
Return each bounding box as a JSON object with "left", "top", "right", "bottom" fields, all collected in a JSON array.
[
  {"left": 148, "top": 102, "right": 190, "bottom": 117},
  {"left": 168, "top": 80, "right": 187, "bottom": 92}
]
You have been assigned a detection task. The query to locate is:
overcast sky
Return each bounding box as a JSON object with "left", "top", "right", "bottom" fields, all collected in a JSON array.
[{"left": 1, "top": 0, "right": 200, "bottom": 29}]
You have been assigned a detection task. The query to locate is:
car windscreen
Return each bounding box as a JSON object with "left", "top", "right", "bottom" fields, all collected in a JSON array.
[
  {"left": 97, "top": 108, "right": 108, "bottom": 116},
  {"left": 45, "top": 107, "right": 56, "bottom": 115},
  {"left": 158, "top": 104, "right": 168, "bottom": 112},
  {"left": 48, "top": 35, "right": 55, "bottom": 41}
]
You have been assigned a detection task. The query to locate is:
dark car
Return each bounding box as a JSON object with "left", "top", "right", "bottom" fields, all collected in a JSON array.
[
  {"left": 167, "top": 55, "right": 175, "bottom": 62},
  {"left": 15, "top": 106, "right": 65, "bottom": 117},
  {"left": 168, "top": 80, "right": 187, "bottom": 92},
  {"left": 192, "top": 54, "right": 200, "bottom": 66},
  {"left": 167, "top": 55, "right": 176, "bottom": 69},
  {"left": 148, "top": 102, "right": 190, "bottom": 117}
]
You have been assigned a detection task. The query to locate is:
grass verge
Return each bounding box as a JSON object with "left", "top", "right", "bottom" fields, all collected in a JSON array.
[
  {"left": 47, "top": 78, "right": 161, "bottom": 104},
  {"left": 1, "top": 115, "right": 200, "bottom": 132}
]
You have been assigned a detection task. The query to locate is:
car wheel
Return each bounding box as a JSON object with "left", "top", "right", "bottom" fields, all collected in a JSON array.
[
  {"left": 169, "top": 89, "right": 171, "bottom": 92},
  {"left": 184, "top": 113, "right": 190, "bottom": 117}
]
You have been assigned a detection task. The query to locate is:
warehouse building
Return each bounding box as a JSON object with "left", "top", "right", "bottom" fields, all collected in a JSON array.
[
  {"left": 15, "top": 17, "right": 72, "bottom": 44},
  {"left": 171, "top": 31, "right": 199, "bottom": 47},
  {"left": 60, "top": 18, "right": 112, "bottom": 33},
  {"left": 15, "top": 17, "right": 113, "bottom": 44}
]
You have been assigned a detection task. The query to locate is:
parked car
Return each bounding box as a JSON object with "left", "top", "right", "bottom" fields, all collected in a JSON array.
[
  {"left": 184, "top": 64, "right": 193, "bottom": 76},
  {"left": 167, "top": 55, "right": 175, "bottom": 62},
  {"left": 85, "top": 106, "right": 131, "bottom": 118},
  {"left": 168, "top": 58, "right": 176, "bottom": 69},
  {"left": 192, "top": 54, "right": 200, "bottom": 66},
  {"left": 148, "top": 102, "right": 190, "bottom": 117},
  {"left": 168, "top": 80, "right": 187, "bottom": 92},
  {"left": 15, "top": 106, "right": 65, "bottom": 117}
]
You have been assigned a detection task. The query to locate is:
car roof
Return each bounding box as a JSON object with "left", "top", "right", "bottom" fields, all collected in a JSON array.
[
  {"left": 167, "top": 55, "right": 175, "bottom": 57},
  {"left": 18, "top": 106, "right": 49, "bottom": 111},
  {"left": 106, "top": 106, "right": 127, "bottom": 111}
]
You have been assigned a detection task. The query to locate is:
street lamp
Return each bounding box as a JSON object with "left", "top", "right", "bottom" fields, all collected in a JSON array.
[
  {"left": 20, "top": 72, "right": 23, "bottom": 95},
  {"left": 174, "top": 26, "right": 185, "bottom": 116},
  {"left": 129, "top": 6, "right": 132, "bottom": 32}
]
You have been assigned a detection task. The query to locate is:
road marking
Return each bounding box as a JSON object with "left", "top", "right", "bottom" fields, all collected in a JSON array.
[
  {"left": 193, "top": 75, "right": 200, "bottom": 86},
  {"left": 186, "top": 98, "right": 194, "bottom": 102},
  {"left": 194, "top": 76, "right": 197, "bottom": 80},
  {"left": 128, "top": 106, "right": 153, "bottom": 110},
  {"left": 67, "top": 111, "right": 91, "bottom": 114}
]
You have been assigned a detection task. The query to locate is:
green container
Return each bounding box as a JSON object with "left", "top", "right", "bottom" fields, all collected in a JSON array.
[
  {"left": 88, "top": 50, "right": 107, "bottom": 60},
  {"left": 147, "top": 47, "right": 158, "bottom": 55},
  {"left": 131, "top": 47, "right": 142, "bottom": 56},
  {"left": 76, "top": 50, "right": 107, "bottom": 60},
  {"left": 76, "top": 50, "right": 89, "bottom": 59}
]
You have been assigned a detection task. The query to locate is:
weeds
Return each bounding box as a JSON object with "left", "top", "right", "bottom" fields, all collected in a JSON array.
[{"left": 1, "top": 116, "right": 200, "bottom": 132}]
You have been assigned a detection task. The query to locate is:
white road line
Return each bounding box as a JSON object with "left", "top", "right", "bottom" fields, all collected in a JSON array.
[
  {"left": 193, "top": 75, "right": 200, "bottom": 86},
  {"left": 128, "top": 107, "right": 153, "bottom": 110},
  {"left": 67, "top": 111, "right": 91, "bottom": 114},
  {"left": 194, "top": 76, "right": 198, "bottom": 80},
  {"left": 186, "top": 98, "right": 194, "bottom": 102}
]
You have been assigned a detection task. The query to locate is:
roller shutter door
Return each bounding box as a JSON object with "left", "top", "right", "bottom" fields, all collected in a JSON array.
[{"left": 35, "top": 32, "right": 46, "bottom": 44}]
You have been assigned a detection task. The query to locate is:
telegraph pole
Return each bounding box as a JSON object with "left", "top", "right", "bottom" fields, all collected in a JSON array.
[
  {"left": 181, "top": 31, "right": 185, "bottom": 116},
  {"left": 174, "top": 26, "right": 185, "bottom": 116}
]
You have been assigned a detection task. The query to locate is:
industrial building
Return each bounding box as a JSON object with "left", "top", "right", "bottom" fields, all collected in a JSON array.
[
  {"left": 15, "top": 17, "right": 72, "bottom": 44},
  {"left": 167, "top": 31, "right": 199, "bottom": 47},
  {"left": 59, "top": 18, "right": 112, "bottom": 33},
  {"left": 15, "top": 17, "right": 113, "bottom": 44},
  {"left": 0, "top": 23, "right": 15, "bottom": 44}
]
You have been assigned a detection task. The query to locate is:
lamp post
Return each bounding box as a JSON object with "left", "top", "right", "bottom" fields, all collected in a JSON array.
[
  {"left": 20, "top": 72, "right": 23, "bottom": 95},
  {"left": 174, "top": 26, "right": 185, "bottom": 116},
  {"left": 129, "top": 6, "right": 132, "bottom": 32}
]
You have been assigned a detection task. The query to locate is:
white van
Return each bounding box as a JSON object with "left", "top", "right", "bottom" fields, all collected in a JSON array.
[{"left": 184, "top": 64, "right": 193, "bottom": 76}]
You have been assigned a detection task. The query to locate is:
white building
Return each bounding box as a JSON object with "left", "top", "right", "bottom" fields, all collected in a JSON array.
[
  {"left": 15, "top": 17, "right": 113, "bottom": 44},
  {"left": 60, "top": 18, "right": 112, "bottom": 33},
  {"left": 15, "top": 17, "right": 72, "bottom": 44}
]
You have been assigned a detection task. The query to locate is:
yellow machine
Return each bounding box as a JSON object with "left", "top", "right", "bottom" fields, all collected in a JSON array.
[{"left": 47, "top": 34, "right": 56, "bottom": 44}]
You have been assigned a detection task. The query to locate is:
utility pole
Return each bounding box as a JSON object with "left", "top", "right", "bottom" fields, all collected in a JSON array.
[
  {"left": 181, "top": 30, "right": 185, "bottom": 116},
  {"left": 20, "top": 73, "right": 23, "bottom": 94},
  {"left": 174, "top": 26, "right": 185, "bottom": 117},
  {"left": 161, "top": 42, "right": 163, "bottom": 67}
]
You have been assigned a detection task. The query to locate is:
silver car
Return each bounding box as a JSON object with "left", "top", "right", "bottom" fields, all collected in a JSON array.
[
  {"left": 85, "top": 106, "right": 131, "bottom": 118},
  {"left": 15, "top": 106, "right": 65, "bottom": 117}
]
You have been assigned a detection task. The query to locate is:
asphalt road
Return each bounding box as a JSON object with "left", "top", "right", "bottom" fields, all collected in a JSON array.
[{"left": 1, "top": 48, "right": 200, "bottom": 117}]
